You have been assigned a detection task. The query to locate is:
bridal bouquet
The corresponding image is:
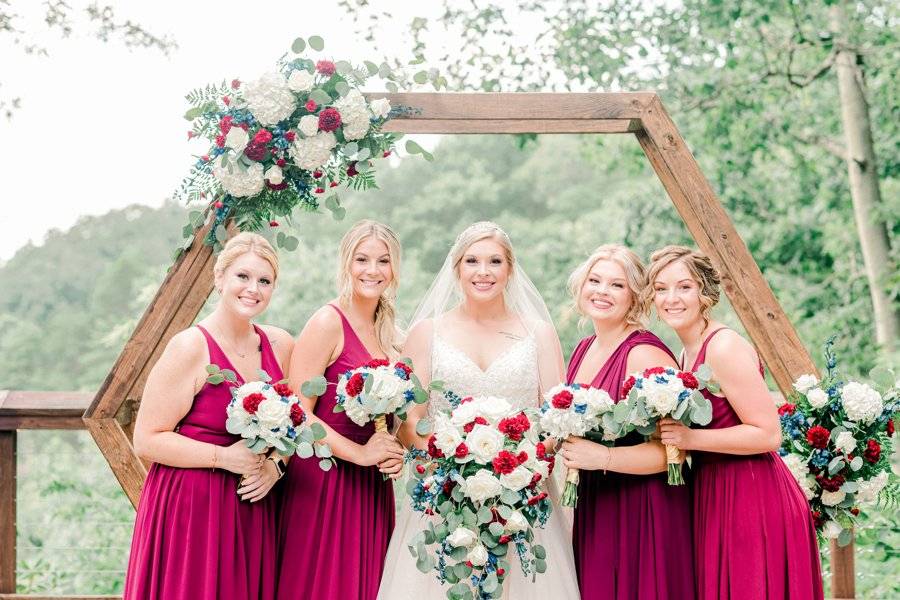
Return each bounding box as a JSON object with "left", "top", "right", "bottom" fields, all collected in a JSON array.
[
  {"left": 408, "top": 391, "right": 554, "bottom": 599},
  {"left": 220, "top": 370, "right": 334, "bottom": 479},
  {"left": 618, "top": 366, "right": 714, "bottom": 485},
  {"left": 538, "top": 383, "right": 616, "bottom": 507},
  {"left": 779, "top": 339, "right": 898, "bottom": 545}
]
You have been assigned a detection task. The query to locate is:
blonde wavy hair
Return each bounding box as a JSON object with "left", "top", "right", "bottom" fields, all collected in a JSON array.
[
  {"left": 337, "top": 220, "right": 402, "bottom": 354},
  {"left": 644, "top": 245, "right": 721, "bottom": 329},
  {"left": 213, "top": 232, "right": 279, "bottom": 291},
  {"left": 450, "top": 221, "right": 515, "bottom": 276},
  {"left": 567, "top": 244, "right": 648, "bottom": 329}
]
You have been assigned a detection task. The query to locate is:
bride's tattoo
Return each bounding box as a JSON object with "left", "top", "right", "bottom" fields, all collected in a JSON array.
[{"left": 499, "top": 330, "right": 523, "bottom": 341}]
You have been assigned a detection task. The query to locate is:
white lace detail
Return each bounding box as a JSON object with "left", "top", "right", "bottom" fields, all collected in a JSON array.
[{"left": 427, "top": 332, "right": 540, "bottom": 417}]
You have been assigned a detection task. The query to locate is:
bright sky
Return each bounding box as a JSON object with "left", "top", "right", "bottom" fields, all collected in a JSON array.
[{"left": 0, "top": 0, "right": 473, "bottom": 261}]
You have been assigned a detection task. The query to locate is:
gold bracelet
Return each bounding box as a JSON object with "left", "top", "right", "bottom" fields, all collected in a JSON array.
[
  {"left": 603, "top": 446, "right": 613, "bottom": 474},
  {"left": 211, "top": 445, "right": 218, "bottom": 471}
]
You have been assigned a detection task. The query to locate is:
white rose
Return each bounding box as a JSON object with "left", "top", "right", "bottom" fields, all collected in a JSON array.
[
  {"left": 298, "top": 114, "right": 319, "bottom": 137},
  {"left": 369, "top": 368, "right": 404, "bottom": 404},
  {"left": 463, "top": 470, "right": 502, "bottom": 503},
  {"left": 465, "top": 425, "right": 506, "bottom": 463},
  {"left": 476, "top": 397, "right": 513, "bottom": 423},
  {"left": 369, "top": 97, "right": 391, "bottom": 118},
  {"left": 433, "top": 417, "right": 464, "bottom": 456},
  {"left": 450, "top": 402, "right": 479, "bottom": 427},
  {"left": 466, "top": 543, "right": 488, "bottom": 567},
  {"left": 499, "top": 466, "right": 533, "bottom": 491},
  {"left": 213, "top": 157, "right": 265, "bottom": 197},
  {"left": 287, "top": 69, "right": 315, "bottom": 92},
  {"left": 833, "top": 431, "right": 856, "bottom": 455},
  {"left": 255, "top": 398, "right": 290, "bottom": 431},
  {"left": 820, "top": 489, "right": 846, "bottom": 507},
  {"left": 641, "top": 381, "right": 678, "bottom": 416},
  {"left": 793, "top": 374, "right": 819, "bottom": 394},
  {"left": 447, "top": 526, "right": 478, "bottom": 548},
  {"left": 238, "top": 381, "right": 269, "bottom": 396},
  {"left": 343, "top": 397, "right": 370, "bottom": 427},
  {"left": 504, "top": 510, "right": 528, "bottom": 533},
  {"left": 264, "top": 165, "right": 283, "bottom": 185},
  {"left": 841, "top": 381, "right": 883, "bottom": 423},
  {"left": 823, "top": 520, "right": 844, "bottom": 539},
  {"left": 806, "top": 387, "right": 829, "bottom": 409},
  {"left": 224, "top": 126, "right": 249, "bottom": 154},
  {"left": 243, "top": 71, "right": 296, "bottom": 126}
]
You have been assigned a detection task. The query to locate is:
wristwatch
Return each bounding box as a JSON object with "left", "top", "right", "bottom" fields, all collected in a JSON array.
[{"left": 267, "top": 456, "right": 286, "bottom": 479}]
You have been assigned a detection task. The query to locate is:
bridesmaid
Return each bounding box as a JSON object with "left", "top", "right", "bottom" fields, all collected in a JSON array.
[
  {"left": 650, "top": 245, "right": 823, "bottom": 600},
  {"left": 276, "top": 220, "right": 405, "bottom": 600},
  {"left": 125, "top": 232, "right": 293, "bottom": 600},
  {"left": 560, "top": 244, "right": 694, "bottom": 600}
]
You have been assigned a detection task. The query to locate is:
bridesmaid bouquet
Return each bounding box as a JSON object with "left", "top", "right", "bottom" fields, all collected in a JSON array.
[
  {"left": 223, "top": 372, "right": 334, "bottom": 477},
  {"left": 408, "top": 391, "right": 554, "bottom": 599},
  {"left": 778, "top": 339, "right": 898, "bottom": 545},
  {"left": 538, "top": 383, "right": 616, "bottom": 507},
  {"left": 618, "top": 366, "right": 714, "bottom": 485}
]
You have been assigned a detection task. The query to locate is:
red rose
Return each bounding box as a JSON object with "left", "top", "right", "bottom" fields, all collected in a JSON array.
[
  {"left": 345, "top": 372, "right": 365, "bottom": 397},
  {"left": 214, "top": 201, "right": 224, "bottom": 209},
  {"left": 215, "top": 134, "right": 226, "bottom": 148},
  {"left": 318, "top": 107, "right": 342, "bottom": 132},
  {"left": 316, "top": 60, "right": 336, "bottom": 75},
  {"left": 253, "top": 129, "right": 273, "bottom": 145},
  {"left": 222, "top": 96, "right": 231, "bottom": 106},
  {"left": 850, "top": 507, "right": 860, "bottom": 516},
  {"left": 492, "top": 450, "right": 518, "bottom": 475},
  {"left": 273, "top": 383, "right": 293, "bottom": 397},
  {"left": 498, "top": 413, "right": 531, "bottom": 441},
  {"left": 621, "top": 376, "right": 636, "bottom": 399},
  {"left": 811, "top": 510, "right": 824, "bottom": 529},
  {"left": 366, "top": 358, "right": 390, "bottom": 368},
  {"left": 643, "top": 366, "right": 666, "bottom": 377},
  {"left": 552, "top": 390, "right": 574, "bottom": 409},
  {"left": 202, "top": 154, "right": 210, "bottom": 162},
  {"left": 231, "top": 79, "right": 241, "bottom": 89},
  {"left": 677, "top": 371, "right": 699, "bottom": 389},
  {"left": 305, "top": 99, "right": 317, "bottom": 112},
  {"left": 242, "top": 392, "right": 265, "bottom": 414},
  {"left": 244, "top": 143, "right": 266, "bottom": 161},
  {"left": 815, "top": 473, "right": 845, "bottom": 492},
  {"left": 219, "top": 116, "right": 233, "bottom": 133},
  {"left": 289, "top": 403, "right": 305, "bottom": 426},
  {"left": 863, "top": 439, "right": 881, "bottom": 463},
  {"left": 442, "top": 479, "right": 455, "bottom": 495},
  {"left": 454, "top": 443, "right": 469, "bottom": 459},
  {"left": 276, "top": 158, "right": 287, "bottom": 167},
  {"left": 284, "top": 131, "right": 296, "bottom": 143},
  {"left": 806, "top": 425, "right": 830, "bottom": 449},
  {"left": 463, "top": 416, "right": 489, "bottom": 433},
  {"left": 427, "top": 435, "right": 444, "bottom": 458},
  {"left": 888, "top": 419, "right": 895, "bottom": 436},
  {"left": 347, "top": 162, "right": 358, "bottom": 177},
  {"left": 778, "top": 403, "right": 796, "bottom": 416},
  {"left": 312, "top": 169, "right": 323, "bottom": 179},
  {"left": 496, "top": 568, "right": 505, "bottom": 576}
]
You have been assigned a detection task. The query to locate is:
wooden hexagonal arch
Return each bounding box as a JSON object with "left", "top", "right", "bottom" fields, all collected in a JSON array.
[{"left": 84, "top": 92, "right": 818, "bottom": 508}]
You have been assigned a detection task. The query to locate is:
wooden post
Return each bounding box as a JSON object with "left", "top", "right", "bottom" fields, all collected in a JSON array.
[
  {"left": 0, "top": 430, "right": 16, "bottom": 593},
  {"left": 831, "top": 536, "right": 855, "bottom": 599}
]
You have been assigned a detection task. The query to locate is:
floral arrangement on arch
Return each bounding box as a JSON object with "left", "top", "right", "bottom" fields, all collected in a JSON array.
[
  {"left": 778, "top": 338, "right": 898, "bottom": 545},
  {"left": 175, "top": 35, "right": 441, "bottom": 252}
]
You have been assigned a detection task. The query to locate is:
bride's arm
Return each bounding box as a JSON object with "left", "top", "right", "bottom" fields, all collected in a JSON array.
[{"left": 397, "top": 319, "right": 433, "bottom": 450}]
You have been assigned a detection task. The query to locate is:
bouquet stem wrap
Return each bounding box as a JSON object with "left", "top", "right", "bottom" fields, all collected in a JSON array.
[
  {"left": 561, "top": 467, "right": 580, "bottom": 507},
  {"left": 374, "top": 414, "right": 388, "bottom": 434},
  {"left": 665, "top": 444, "right": 683, "bottom": 485}
]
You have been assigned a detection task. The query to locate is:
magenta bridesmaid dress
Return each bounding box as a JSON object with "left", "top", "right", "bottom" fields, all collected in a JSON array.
[
  {"left": 275, "top": 304, "right": 395, "bottom": 599},
  {"left": 687, "top": 328, "right": 823, "bottom": 599},
  {"left": 566, "top": 330, "right": 695, "bottom": 599},
  {"left": 123, "top": 325, "right": 282, "bottom": 600}
]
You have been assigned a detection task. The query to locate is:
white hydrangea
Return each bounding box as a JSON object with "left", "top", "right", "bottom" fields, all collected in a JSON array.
[
  {"left": 793, "top": 374, "right": 819, "bottom": 394},
  {"left": 342, "top": 118, "right": 370, "bottom": 141},
  {"left": 823, "top": 520, "right": 844, "bottom": 539},
  {"left": 289, "top": 131, "right": 336, "bottom": 170},
  {"left": 855, "top": 471, "right": 889, "bottom": 505},
  {"left": 820, "top": 489, "right": 846, "bottom": 507},
  {"left": 841, "top": 381, "right": 883, "bottom": 423},
  {"left": 264, "top": 165, "right": 283, "bottom": 185},
  {"left": 780, "top": 453, "right": 816, "bottom": 501},
  {"left": 243, "top": 71, "right": 296, "bottom": 126},
  {"left": 369, "top": 97, "right": 391, "bottom": 118},
  {"left": 833, "top": 431, "right": 856, "bottom": 455},
  {"left": 539, "top": 409, "right": 584, "bottom": 439},
  {"left": 287, "top": 69, "right": 315, "bottom": 92},
  {"left": 581, "top": 387, "right": 615, "bottom": 414},
  {"left": 333, "top": 89, "right": 371, "bottom": 140},
  {"left": 213, "top": 156, "right": 264, "bottom": 197},
  {"left": 298, "top": 114, "right": 319, "bottom": 137}
]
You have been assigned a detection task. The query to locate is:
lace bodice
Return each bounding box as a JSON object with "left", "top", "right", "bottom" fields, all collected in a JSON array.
[{"left": 427, "top": 331, "right": 540, "bottom": 416}]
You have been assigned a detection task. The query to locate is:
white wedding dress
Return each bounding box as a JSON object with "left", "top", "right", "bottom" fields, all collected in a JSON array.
[{"left": 377, "top": 329, "right": 580, "bottom": 599}]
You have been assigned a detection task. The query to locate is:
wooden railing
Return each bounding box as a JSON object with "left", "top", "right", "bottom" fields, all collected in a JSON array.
[{"left": 0, "top": 391, "right": 119, "bottom": 600}]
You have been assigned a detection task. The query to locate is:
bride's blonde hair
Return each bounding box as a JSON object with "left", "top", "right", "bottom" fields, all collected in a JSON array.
[
  {"left": 336, "top": 220, "right": 402, "bottom": 354},
  {"left": 449, "top": 221, "right": 516, "bottom": 277}
]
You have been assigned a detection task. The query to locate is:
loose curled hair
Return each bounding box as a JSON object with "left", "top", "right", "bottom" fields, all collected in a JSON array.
[
  {"left": 567, "top": 244, "right": 648, "bottom": 329},
  {"left": 337, "top": 220, "right": 402, "bottom": 354},
  {"left": 644, "top": 245, "right": 721, "bottom": 330}
]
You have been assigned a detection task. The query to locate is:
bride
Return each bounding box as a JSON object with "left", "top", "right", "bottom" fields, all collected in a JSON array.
[{"left": 377, "top": 222, "right": 580, "bottom": 599}]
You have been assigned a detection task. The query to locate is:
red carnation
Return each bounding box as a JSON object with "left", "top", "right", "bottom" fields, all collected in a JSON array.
[
  {"left": 314, "top": 187, "right": 325, "bottom": 194},
  {"left": 312, "top": 169, "right": 323, "bottom": 179},
  {"left": 499, "top": 534, "right": 512, "bottom": 544},
  {"left": 242, "top": 392, "right": 265, "bottom": 414},
  {"left": 888, "top": 419, "right": 895, "bottom": 436},
  {"left": 273, "top": 383, "right": 293, "bottom": 397},
  {"left": 289, "top": 403, "right": 305, "bottom": 426},
  {"left": 284, "top": 131, "right": 296, "bottom": 143},
  {"left": 239, "top": 122, "right": 249, "bottom": 131},
  {"left": 305, "top": 99, "right": 317, "bottom": 112},
  {"left": 253, "top": 129, "right": 273, "bottom": 145},
  {"left": 415, "top": 464, "right": 426, "bottom": 475},
  {"left": 863, "top": 439, "right": 881, "bottom": 463},
  {"left": 527, "top": 491, "right": 549, "bottom": 506},
  {"left": 811, "top": 510, "right": 824, "bottom": 529},
  {"left": 394, "top": 362, "right": 412, "bottom": 377},
  {"left": 677, "top": 371, "right": 699, "bottom": 389},
  {"left": 316, "top": 60, "right": 336, "bottom": 75},
  {"left": 621, "top": 375, "right": 636, "bottom": 399},
  {"left": 347, "top": 162, "right": 358, "bottom": 177},
  {"left": 366, "top": 358, "right": 390, "bottom": 368},
  {"left": 806, "top": 425, "right": 830, "bottom": 449},
  {"left": 219, "top": 116, "right": 233, "bottom": 133},
  {"left": 276, "top": 158, "right": 287, "bottom": 167},
  {"left": 492, "top": 450, "right": 518, "bottom": 475},
  {"left": 497, "top": 413, "right": 531, "bottom": 441},
  {"left": 267, "top": 181, "right": 288, "bottom": 191},
  {"left": 815, "top": 473, "right": 845, "bottom": 492},
  {"left": 318, "top": 107, "right": 342, "bottom": 132},
  {"left": 552, "top": 390, "right": 573, "bottom": 409},
  {"left": 529, "top": 472, "right": 542, "bottom": 489},
  {"left": 345, "top": 372, "right": 365, "bottom": 397},
  {"left": 383, "top": 150, "right": 392, "bottom": 157},
  {"left": 244, "top": 143, "right": 267, "bottom": 162},
  {"left": 442, "top": 479, "right": 455, "bottom": 495},
  {"left": 329, "top": 181, "right": 338, "bottom": 187},
  {"left": 535, "top": 441, "right": 548, "bottom": 460},
  {"left": 497, "top": 568, "right": 505, "bottom": 576},
  {"left": 643, "top": 366, "right": 667, "bottom": 378},
  {"left": 850, "top": 507, "right": 860, "bottom": 516},
  {"left": 463, "top": 416, "right": 489, "bottom": 433},
  {"left": 231, "top": 79, "right": 241, "bottom": 89},
  {"left": 213, "top": 200, "right": 224, "bottom": 209},
  {"left": 215, "top": 134, "right": 226, "bottom": 148},
  {"left": 778, "top": 403, "right": 796, "bottom": 416},
  {"left": 460, "top": 396, "right": 474, "bottom": 404},
  {"left": 454, "top": 443, "right": 469, "bottom": 459},
  {"left": 427, "top": 435, "right": 444, "bottom": 458}
]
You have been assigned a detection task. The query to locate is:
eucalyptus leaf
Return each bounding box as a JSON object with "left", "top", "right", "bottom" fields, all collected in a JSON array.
[
  {"left": 310, "top": 422, "right": 327, "bottom": 440},
  {"left": 283, "top": 235, "right": 300, "bottom": 252},
  {"left": 291, "top": 38, "right": 306, "bottom": 53},
  {"left": 335, "top": 81, "right": 350, "bottom": 97},
  {"left": 828, "top": 456, "right": 846, "bottom": 475},
  {"left": 296, "top": 442, "right": 314, "bottom": 458},
  {"left": 314, "top": 443, "right": 333, "bottom": 458},
  {"left": 307, "top": 35, "right": 324, "bottom": 51},
  {"left": 850, "top": 455, "right": 864, "bottom": 471},
  {"left": 205, "top": 364, "right": 220, "bottom": 374},
  {"left": 318, "top": 458, "right": 333, "bottom": 471},
  {"left": 222, "top": 369, "right": 237, "bottom": 383},
  {"left": 416, "top": 417, "right": 433, "bottom": 436},
  {"left": 534, "top": 558, "right": 547, "bottom": 574},
  {"left": 869, "top": 366, "right": 894, "bottom": 389},
  {"left": 206, "top": 374, "right": 225, "bottom": 385},
  {"left": 364, "top": 60, "right": 379, "bottom": 75},
  {"left": 301, "top": 376, "right": 328, "bottom": 397},
  {"left": 488, "top": 521, "right": 504, "bottom": 537},
  {"left": 532, "top": 544, "right": 546, "bottom": 559},
  {"left": 308, "top": 89, "right": 332, "bottom": 105}
]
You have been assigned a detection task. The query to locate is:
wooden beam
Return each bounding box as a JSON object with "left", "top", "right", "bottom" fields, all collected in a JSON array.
[
  {"left": 0, "top": 431, "right": 15, "bottom": 593},
  {"left": 83, "top": 418, "right": 146, "bottom": 508},
  {"left": 368, "top": 92, "right": 655, "bottom": 120},
  {"left": 634, "top": 96, "right": 818, "bottom": 394},
  {"left": 381, "top": 118, "right": 640, "bottom": 134},
  {"left": 0, "top": 391, "right": 93, "bottom": 430}
]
